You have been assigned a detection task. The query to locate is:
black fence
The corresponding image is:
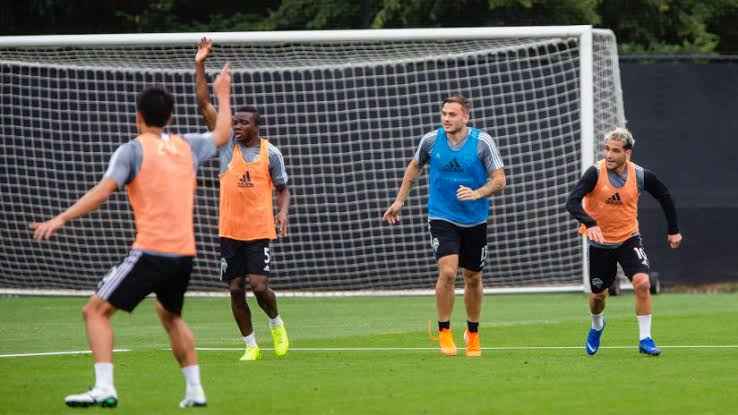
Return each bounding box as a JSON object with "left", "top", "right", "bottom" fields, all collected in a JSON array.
[{"left": 619, "top": 56, "right": 738, "bottom": 286}]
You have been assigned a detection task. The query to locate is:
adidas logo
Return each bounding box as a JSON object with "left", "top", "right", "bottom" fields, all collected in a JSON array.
[
  {"left": 605, "top": 192, "right": 622, "bottom": 205},
  {"left": 238, "top": 171, "right": 254, "bottom": 188},
  {"left": 441, "top": 158, "right": 463, "bottom": 172}
]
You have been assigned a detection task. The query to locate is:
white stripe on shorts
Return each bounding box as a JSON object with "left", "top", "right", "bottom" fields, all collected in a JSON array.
[{"left": 97, "top": 250, "right": 143, "bottom": 300}]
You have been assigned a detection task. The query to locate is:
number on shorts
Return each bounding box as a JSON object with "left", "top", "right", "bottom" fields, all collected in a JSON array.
[
  {"left": 263, "top": 247, "right": 271, "bottom": 271},
  {"left": 634, "top": 247, "right": 649, "bottom": 266}
]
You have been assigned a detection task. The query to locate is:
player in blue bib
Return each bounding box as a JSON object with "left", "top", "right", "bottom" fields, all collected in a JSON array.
[
  {"left": 384, "top": 95, "right": 506, "bottom": 357},
  {"left": 428, "top": 126, "right": 490, "bottom": 225}
]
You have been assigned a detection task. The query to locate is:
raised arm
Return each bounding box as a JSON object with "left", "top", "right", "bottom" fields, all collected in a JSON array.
[
  {"left": 195, "top": 37, "right": 217, "bottom": 131},
  {"left": 31, "top": 178, "right": 118, "bottom": 240},
  {"left": 210, "top": 64, "right": 232, "bottom": 147}
]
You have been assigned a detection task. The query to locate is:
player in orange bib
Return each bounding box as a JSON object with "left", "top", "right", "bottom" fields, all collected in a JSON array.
[
  {"left": 567, "top": 127, "right": 682, "bottom": 357},
  {"left": 31, "top": 65, "right": 233, "bottom": 408},
  {"left": 195, "top": 38, "right": 290, "bottom": 361}
]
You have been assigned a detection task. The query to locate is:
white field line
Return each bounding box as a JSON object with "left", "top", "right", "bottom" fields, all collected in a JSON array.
[
  {"left": 3, "top": 345, "right": 737, "bottom": 358},
  {"left": 190, "top": 345, "right": 738, "bottom": 352},
  {"left": 0, "top": 286, "right": 591, "bottom": 297},
  {"left": 0, "top": 349, "right": 131, "bottom": 358}
]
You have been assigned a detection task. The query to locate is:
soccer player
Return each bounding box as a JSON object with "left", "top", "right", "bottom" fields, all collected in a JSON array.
[
  {"left": 31, "top": 65, "right": 233, "bottom": 408},
  {"left": 383, "top": 95, "right": 506, "bottom": 357},
  {"left": 566, "top": 127, "right": 682, "bottom": 356},
  {"left": 195, "top": 37, "right": 289, "bottom": 361}
]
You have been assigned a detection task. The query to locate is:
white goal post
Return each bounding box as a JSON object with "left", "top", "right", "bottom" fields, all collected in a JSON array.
[{"left": 0, "top": 26, "right": 624, "bottom": 296}]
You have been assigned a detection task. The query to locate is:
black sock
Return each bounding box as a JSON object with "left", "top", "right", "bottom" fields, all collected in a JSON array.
[
  {"left": 467, "top": 321, "right": 479, "bottom": 333},
  {"left": 438, "top": 321, "right": 450, "bottom": 331}
]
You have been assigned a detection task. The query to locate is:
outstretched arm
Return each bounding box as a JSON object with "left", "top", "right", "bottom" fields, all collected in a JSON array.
[
  {"left": 195, "top": 37, "right": 217, "bottom": 131},
  {"left": 383, "top": 159, "right": 421, "bottom": 224},
  {"left": 31, "top": 178, "right": 118, "bottom": 240}
]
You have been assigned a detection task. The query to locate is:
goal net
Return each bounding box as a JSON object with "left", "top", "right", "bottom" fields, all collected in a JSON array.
[{"left": 0, "top": 27, "right": 623, "bottom": 294}]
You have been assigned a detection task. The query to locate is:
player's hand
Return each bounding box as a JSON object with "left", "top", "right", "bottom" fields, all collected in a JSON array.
[
  {"left": 383, "top": 201, "right": 404, "bottom": 224},
  {"left": 195, "top": 37, "right": 213, "bottom": 63},
  {"left": 667, "top": 233, "right": 682, "bottom": 249},
  {"left": 213, "top": 63, "right": 231, "bottom": 97},
  {"left": 276, "top": 211, "right": 288, "bottom": 238},
  {"left": 586, "top": 226, "right": 605, "bottom": 244},
  {"left": 30, "top": 216, "right": 66, "bottom": 240},
  {"left": 456, "top": 185, "right": 481, "bottom": 201}
]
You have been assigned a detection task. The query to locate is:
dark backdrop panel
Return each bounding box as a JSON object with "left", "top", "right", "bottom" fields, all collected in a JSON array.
[{"left": 620, "top": 60, "right": 738, "bottom": 285}]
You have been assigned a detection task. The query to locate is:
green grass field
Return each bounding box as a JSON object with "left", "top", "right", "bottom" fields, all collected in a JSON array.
[{"left": 1, "top": 293, "right": 736, "bottom": 414}]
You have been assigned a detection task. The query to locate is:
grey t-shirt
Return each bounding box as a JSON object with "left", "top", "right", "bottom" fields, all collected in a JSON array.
[
  {"left": 217, "top": 134, "right": 288, "bottom": 187},
  {"left": 103, "top": 132, "right": 218, "bottom": 187},
  {"left": 413, "top": 128, "right": 504, "bottom": 174},
  {"left": 104, "top": 132, "right": 289, "bottom": 188},
  {"left": 102, "top": 132, "right": 218, "bottom": 257},
  {"left": 602, "top": 163, "right": 646, "bottom": 192}
]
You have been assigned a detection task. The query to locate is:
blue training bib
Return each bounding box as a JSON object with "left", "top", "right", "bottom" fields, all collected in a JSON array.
[{"left": 427, "top": 127, "right": 490, "bottom": 225}]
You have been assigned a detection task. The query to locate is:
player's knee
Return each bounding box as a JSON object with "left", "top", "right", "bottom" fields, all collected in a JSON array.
[
  {"left": 591, "top": 290, "right": 607, "bottom": 302},
  {"left": 82, "top": 299, "right": 108, "bottom": 320},
  {"left": 249, "top": 278, "right": 269, "bottom": 294},
  {"left": 228, "top": 286, "right": 245, "bottom": 298},
  {"left": 438, "top": 266, "right": 456, "bottom": 282},
  {"left": 166, "top": 315, "right": 186, "bottom": 334},
  {"left": 633, "top": 275, "right": 650, "bottom": 295},
  {"left": 228, "top": 278, "right": 246, "bottom": 296},
  {"left": 155, "top": 301, "right": 176, "bottom": 322},
  {"left": 464, "top": 272, "right": 482, "bottom": 288}
]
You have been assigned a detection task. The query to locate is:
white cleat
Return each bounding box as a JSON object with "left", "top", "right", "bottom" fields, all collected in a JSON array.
[
  {"left": 179, "top": 386, "right": 207, "bottom": 408},
  {"left": 65, "top": 387, "right": 118, "bottom": 408},
  {"left": 179, "top": 397, "right": 207, "bottom": 408}
]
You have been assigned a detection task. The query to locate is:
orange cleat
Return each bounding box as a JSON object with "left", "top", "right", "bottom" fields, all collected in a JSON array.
[
  {"left": 464, "top": 330, "right": 481, "bottom": 357},
  {"left": 439, "top": 328, "right": 457, "bottom": 356}
]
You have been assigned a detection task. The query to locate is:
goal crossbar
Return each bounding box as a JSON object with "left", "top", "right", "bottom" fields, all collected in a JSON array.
[{"left": 0, "top": 26, "right": 595, "bottom": 47}]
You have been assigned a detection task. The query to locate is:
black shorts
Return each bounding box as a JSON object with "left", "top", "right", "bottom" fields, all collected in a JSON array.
[
  {"left": 96, "top": 250, "right": 193, "bottom": 314},
  {"left": 589, "top": 235, "right": 651, "bottom": 293},
  {"left": 428, "top": 220, "right": 488, "bottom": 272},
  {"left": 220, "top": 237, "right": 271, "bottom": 282}
]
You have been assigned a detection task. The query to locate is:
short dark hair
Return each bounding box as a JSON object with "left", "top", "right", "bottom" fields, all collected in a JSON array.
[
  {"left": 235, "top": 105, "right": 262, "bottom": 126},
  {"left": 136, "top": 86, "right": 174, "bottom": 127},
  {"left": 442, "top": 95, "right": 472, "bottom": 114}
]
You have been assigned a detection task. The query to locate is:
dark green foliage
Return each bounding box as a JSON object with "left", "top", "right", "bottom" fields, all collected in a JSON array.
[{"left": 2, "top": 1, "right": 738, "bottom": 54}]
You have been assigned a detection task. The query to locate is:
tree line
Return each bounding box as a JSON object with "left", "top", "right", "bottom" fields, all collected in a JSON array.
[{"left": 2, "top": 0, "right": 738, "bottom": 54}]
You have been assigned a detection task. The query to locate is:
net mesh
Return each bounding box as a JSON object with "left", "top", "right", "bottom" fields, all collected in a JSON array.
[{"left": 0, "top": 30, "right": 623, "bottom": 292}]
